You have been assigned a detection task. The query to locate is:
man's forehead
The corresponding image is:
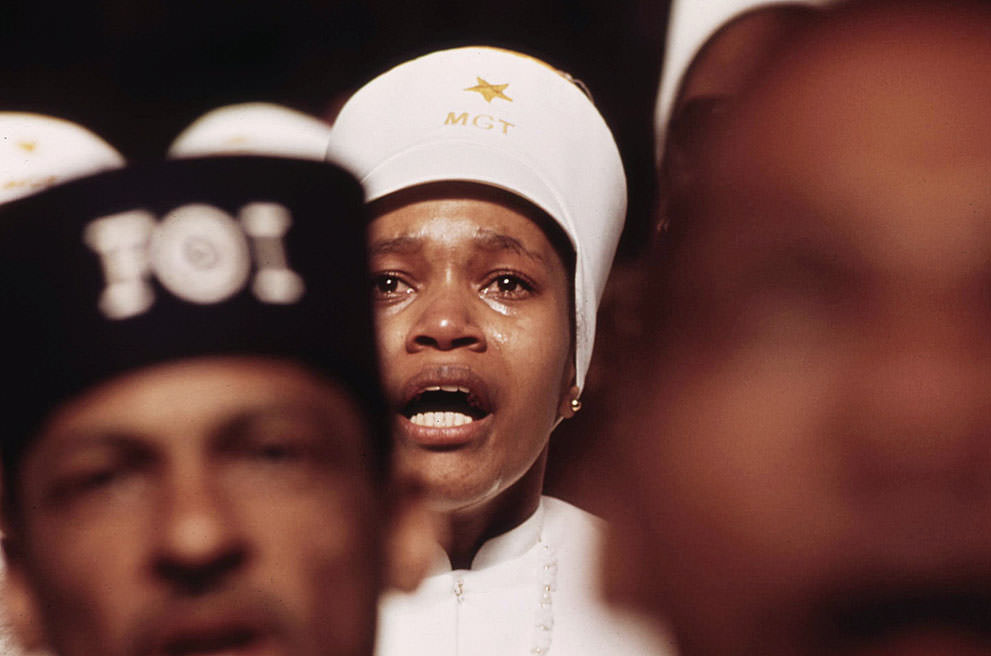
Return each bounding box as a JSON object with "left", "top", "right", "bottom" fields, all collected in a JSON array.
[
  {"left": 687, "top": 3, "right": 991, "bottom": 271},
  {"left": 37, "top": 357, "right": 366, "bottom": 444},
  {"left": 718, "top": 3, "right": 991, "bottom": 170}
]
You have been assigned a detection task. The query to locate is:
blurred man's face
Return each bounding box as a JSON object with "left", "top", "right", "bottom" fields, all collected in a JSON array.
[
  {"left": 7, "top": 356, "right": 382, "bottom": 656},
  {"left": 610, "top": 7, "right": 991, "bottom": 656},
  {"left": 368, "top": 183, "right": 575, "bottom": 515}
]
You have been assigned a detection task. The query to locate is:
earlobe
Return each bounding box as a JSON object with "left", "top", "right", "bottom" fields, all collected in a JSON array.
[
  {"left": 557, "top": 384, "right": 582, "bottom": 420},
  {"left": 382, "top": 480, "right": 444, "bottom": 593}
]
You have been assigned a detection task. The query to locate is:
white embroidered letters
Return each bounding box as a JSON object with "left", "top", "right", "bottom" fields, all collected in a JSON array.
[
  {"left": 84, "top": 210, "right": 157, "bottom": 320},
  {"left": 85, "top": 203, "right": 304, "bottom": 319},
  {"left": 240, "top": 202, "right": 305, "bottom": 305}
]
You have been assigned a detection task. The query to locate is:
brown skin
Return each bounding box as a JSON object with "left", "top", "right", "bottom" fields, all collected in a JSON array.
[
  {"left": 674, "top": 4, "right": 818, "bottom": 111},
  {"left": 3, "top": 356, "right": 385, "bottom": 656},
  {"left": 369, "top": 182, "right": 577, "bottom": 569},
  {"left": 607, "top": 4, "right": 991, "bottom": 656}
]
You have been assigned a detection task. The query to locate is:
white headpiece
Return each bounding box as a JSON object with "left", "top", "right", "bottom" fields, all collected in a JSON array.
[
  {"left": 168, "top": 102, "right": 332, "bottom": 161},
  {"left": 327, "top": 46, "right": 627, "bottom": 389},
  {"left": 0, "top": 112, "right": 124, "bottom": 204},
  {"left": 655, "top": 0, "right": 833, "bottom": 160}
]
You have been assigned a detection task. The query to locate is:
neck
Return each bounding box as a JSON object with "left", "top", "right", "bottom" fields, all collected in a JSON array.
[{"left": 444, "top": 448, "right": 547, "bottom": 570}]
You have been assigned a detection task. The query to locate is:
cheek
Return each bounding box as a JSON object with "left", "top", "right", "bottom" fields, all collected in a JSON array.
[
  {"left": 282, "top": 487, "right": 381, "bottom": 653},
  {"left": 242, "top": 477, "right": 382, "bottom": 598},
  {"left": 22, "top": 518, "right": 149, "bottom": 653},
  {"left": 373, "top": 308, "right": 410, "bottom": 359},
  {"left": 625, "top": 352, "right": 849, "bottom": 600},
  {"left": 27, "top": 508, "right": 151, "bottom": 589},
  {"left": 491, "top": 305, "right": 571, "bottom": 385}
]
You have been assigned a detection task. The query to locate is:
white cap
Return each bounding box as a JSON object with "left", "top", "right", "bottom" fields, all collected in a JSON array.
[
  {"left": 655, "top": 0, "right": 833, "bottom": 160},
  {"left": 327, "top": 46, "right": 627, "bottom": 390},
  {"left": 168, "top": 102, "right": 332, "bottom": 161},
  {"left": 0, "top": 112, "right": 124, "bottom": 204}
]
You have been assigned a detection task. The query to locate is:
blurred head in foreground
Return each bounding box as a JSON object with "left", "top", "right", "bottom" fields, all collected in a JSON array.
[
  {"left": 0, "top": 157, "right": 415, "bottom": 656},
  {"left": 607, "top": 2, "right": 991, "bottom": 654}
]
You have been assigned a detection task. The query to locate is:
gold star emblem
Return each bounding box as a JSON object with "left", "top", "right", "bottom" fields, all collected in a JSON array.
[
  {"left": 18, "top": 141, "right": 36, "bottom": 152},
  {"left": 465, "top": 77, "right": 512, "bottom": 103}
]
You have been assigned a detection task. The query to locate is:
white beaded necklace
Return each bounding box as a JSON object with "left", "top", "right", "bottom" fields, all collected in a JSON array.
[
  {"left": 531, "top": 538, "right": 558, "bottom": 655},
  {"left": 450, "top": 536, "right": 559, "bottom": 655}
]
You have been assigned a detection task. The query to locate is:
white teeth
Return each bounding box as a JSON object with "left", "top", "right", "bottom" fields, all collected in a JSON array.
[
  {"left": 422, "top": 385, "right": 472, "bottom": 394},
  {"left": 410, "top": 411, "right": 475, "bottom": 428}
]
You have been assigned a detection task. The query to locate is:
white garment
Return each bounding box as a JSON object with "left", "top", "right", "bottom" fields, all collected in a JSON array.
[{"left": 376, "top": 496, "right": 673, "bottom": 656}]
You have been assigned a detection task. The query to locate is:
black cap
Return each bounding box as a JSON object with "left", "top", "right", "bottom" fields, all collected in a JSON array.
[{"left": 0, "top": 156, "right": 385, "bottom": 474}]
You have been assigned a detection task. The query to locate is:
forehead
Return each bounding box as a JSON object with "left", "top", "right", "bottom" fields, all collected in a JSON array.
[
  {"left": 690, "top": 10, "right": 991, "bottom": 275},
  {"left": 36, "top": 356, "right": 367, "bottom": 450},
  {"left": 368, "top": 182, "right": 568, "bottom": 260}
]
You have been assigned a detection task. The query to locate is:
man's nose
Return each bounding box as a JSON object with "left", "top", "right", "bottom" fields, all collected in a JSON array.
[
  {"left": 406, "top": 286, "right": 486, "bottom": 353},
  {"left": 152, "top": 471, "right": 249, "bottom": 594}
]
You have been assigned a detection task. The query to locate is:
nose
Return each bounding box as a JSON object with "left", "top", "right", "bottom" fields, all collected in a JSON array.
[
  {"left": 153, "top": 470, "right": 248, "bottom": 594},
  {"left": 406, "top": 286, "right": 486, "bottom": 353}
]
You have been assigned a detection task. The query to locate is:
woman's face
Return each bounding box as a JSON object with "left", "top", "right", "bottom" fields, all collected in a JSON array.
[{"left": 368, "top": 184, "right": 575, "bottom": 513}]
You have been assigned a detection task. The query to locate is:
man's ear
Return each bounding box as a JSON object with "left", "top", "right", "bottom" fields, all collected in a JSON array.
[
  {"left": 382, "top": 479, "right": 444, "bottom": 593},
  {"left": 1, "top": 534, "right": 48, "bottom": 653}
]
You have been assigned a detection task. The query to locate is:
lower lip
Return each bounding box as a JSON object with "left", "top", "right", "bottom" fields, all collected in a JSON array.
[{"left": 397, "top": 413, "right": 493, "bottom": 448}]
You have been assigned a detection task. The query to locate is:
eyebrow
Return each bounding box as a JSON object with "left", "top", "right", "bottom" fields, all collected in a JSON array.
[
  {"left": 473, "top": 230, "right": 548, "bottom": 264},
  {"left": 369, "top": 231, "right": 547, "bottom": 264},
  {"left": 368, "top": 236, "right": 423, "bottom": 257},
  {"left": 214, "top": 403, "right": 344, "bottom": 440},
  {"left": 35, "top": 431, "right": 158, "bottom": 473},
  {"left": 41, "top": 430, "right": 152, "bottom": 453}
]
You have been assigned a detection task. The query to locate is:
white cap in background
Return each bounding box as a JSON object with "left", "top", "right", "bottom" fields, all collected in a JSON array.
[
  {"left": 327, "top": 46, "right": 627, "bottom": 390},
  {"left": 655, "top": 0, "right": 833, "bottom": 160},
  {"left": 0, "top": 112, "right": 124, "bottom": 204},
  {"left": 168, "top": 102, "right": 332, "bottom": 161}
]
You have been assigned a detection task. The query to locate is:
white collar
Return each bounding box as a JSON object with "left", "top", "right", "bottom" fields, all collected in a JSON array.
[{"left": 427, "top": 498, "right": 546, "bottom": 575}]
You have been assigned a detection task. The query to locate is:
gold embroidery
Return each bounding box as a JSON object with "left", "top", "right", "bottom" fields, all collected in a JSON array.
[
  {"left": 464, "top": 78, "right": 512, "bottom": 103},
  {"left": 444, "top": 112, "right": 469, "bottom": 126}
]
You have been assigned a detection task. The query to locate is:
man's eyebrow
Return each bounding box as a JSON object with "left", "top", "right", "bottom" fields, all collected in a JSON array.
[
  {"left": 215, "top": 403, "right": 329, "bottom": 433},
  {"left": 474, "top": 230, "right": 548, "bottom": 264},
  {"left": 36, "top": 430, "right": 156, "bottom": 462},
  {"left": 368, "top": 236, "right": 423, "bottom": 257}
]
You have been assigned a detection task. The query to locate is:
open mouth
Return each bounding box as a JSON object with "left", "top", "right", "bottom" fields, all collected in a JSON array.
[{"left": 401, "top": 385, "right": 490, "bottom": 428}]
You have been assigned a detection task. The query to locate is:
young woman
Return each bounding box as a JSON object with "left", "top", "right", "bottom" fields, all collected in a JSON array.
[{"left": 328, "top": 46, "right": 670, "bottom": 656}]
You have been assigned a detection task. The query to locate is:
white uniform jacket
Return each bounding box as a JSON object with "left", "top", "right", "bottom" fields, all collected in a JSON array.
[{"left": 375, "top": 496, "right": 673, "bottom": 656}]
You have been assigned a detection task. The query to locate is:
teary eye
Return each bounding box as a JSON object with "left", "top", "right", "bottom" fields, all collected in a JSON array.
[
  {"left": 496, "top": 275, "right": 521, "bottom": 292},
  {"left": 482, "top": 272, "right": 535, "bottom": 299},
  {"left": 371, "top": 273, "right": 414, "bottom": 300}
]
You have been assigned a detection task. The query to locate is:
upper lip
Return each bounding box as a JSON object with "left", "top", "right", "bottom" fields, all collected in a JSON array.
[{"left": 399, "top": 365, "right": 494, "bottom": 418}]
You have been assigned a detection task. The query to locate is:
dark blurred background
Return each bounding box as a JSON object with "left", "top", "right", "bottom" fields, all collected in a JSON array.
[{"left": 0, "top": 0, "right": 670, "bottom": 503}]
